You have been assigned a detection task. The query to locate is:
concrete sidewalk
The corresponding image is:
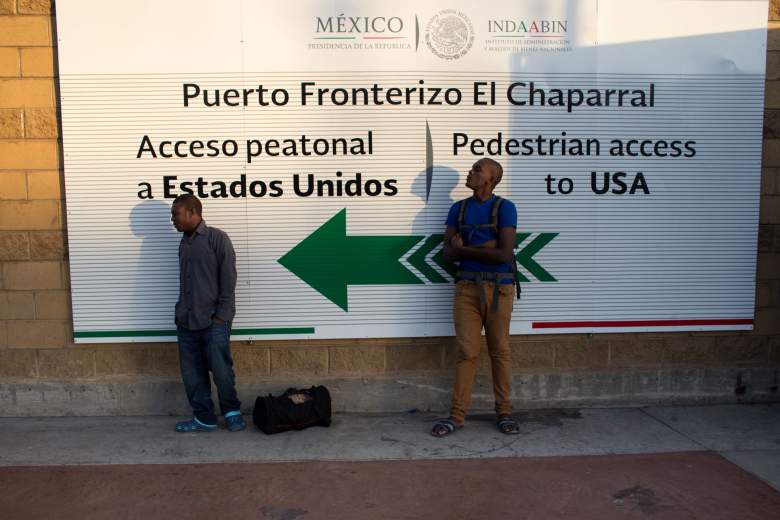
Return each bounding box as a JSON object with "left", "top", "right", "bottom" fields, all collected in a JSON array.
[{"left": 1, "top": 404, "right": 779, "bottom": 519}]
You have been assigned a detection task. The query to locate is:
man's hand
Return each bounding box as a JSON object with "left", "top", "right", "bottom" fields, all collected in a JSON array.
[
  {"left": 212, "top": 316, "right": 225, "bottom": 324},
  {"left": 443, "top": 231, "right": 461, "bottom": 262}
]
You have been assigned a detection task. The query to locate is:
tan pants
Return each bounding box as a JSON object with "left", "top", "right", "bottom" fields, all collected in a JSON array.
[{"left": 450, "top": 280, "right": 515, "bottom": 425}]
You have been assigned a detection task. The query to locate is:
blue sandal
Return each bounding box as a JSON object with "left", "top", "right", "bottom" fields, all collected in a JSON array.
[
  {"left": 224, "top": 411, "right": 246, "bottom": 432},
  {"left": 175, "top": 417, "right": 217, "bottom": 433},
  {"left": 431, "top": 418, "right": 462, "bottom": 437},
  {"left": 497, "top": 415, "right": 520, "bottom": 435}
]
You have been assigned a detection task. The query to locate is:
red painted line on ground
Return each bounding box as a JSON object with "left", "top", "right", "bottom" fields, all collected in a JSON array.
[
  {"left": 3, "top": 453, "right": 780, "bottom": 519},
  {"left": 532, "top": 319, "right": 753, "bottom": 329}
]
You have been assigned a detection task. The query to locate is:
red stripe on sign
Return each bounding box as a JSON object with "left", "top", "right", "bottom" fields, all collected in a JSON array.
[{"left": 532, "top": 319, "right": 753, "bottom": 329}]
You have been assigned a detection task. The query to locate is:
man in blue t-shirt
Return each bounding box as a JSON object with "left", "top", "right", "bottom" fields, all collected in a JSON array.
[{"left": 431, "top": 158, "right": 520, "bottom": 437}]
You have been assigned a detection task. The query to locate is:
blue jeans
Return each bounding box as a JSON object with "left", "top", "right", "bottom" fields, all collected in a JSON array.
[{"left": 177, "top": 321, "right": 241, "bottom": 425}]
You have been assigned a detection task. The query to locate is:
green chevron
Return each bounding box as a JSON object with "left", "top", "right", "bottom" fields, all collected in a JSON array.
[
  {"left": 516, "top": 233, "right": 558, "bottom": 282},
  {"left": 408, "top": 234, "right": 448, "bottom": 283},
  {"left": 514, "top": 233, "right": 532, "bottom": 282},
  {"left": 430, "top": 234, "right": 458, "bottom": 279}
]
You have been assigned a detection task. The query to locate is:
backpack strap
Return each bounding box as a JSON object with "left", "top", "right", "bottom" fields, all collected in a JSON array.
[
  {"left": 488, "top": 196, "right": 523, "bottom": 299},
  {"left": 457, "top": 197, "right": 469, "bottom": 232},
  {"left": 457, "top": 197, "right": 473, "bottom": 245},
  {"left": 456, "top": 271, "right": 516, "bottom": 311},
  {"left": 490, "top": 196, "right": 503, "bottom": 231}
]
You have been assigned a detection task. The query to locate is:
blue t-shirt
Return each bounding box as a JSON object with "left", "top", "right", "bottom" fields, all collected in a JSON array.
[{"left": 446, "top": 195, "right": 517, "bottom": 280}]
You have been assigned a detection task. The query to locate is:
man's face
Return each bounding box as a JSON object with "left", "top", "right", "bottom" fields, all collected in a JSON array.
[
  {"left": 171, "top": 203, "right": 197, "bottom": 233},
  {"left": 466, "top": 160, "right": 495, "bottom": 190}
]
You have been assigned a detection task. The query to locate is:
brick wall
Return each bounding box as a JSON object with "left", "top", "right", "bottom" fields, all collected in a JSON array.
[
  {"left": 0, "top": 0, "right": 71, "bottom": 379},
  {"left": 0, "top": 1, "right": 778, "bottom": 402}
]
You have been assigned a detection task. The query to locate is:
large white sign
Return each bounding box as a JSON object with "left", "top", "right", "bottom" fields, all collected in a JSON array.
[{"left": 56, "top": 0, "right": 768, "bottom": 342}]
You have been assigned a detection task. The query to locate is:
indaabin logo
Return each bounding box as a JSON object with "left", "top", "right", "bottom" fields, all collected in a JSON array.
[
  {"left": 484, "top": 18, "right": 571, "bottom": 53},
  {"left": 487, "top": 18, "right": 569, "bottom": 37},
  {"left": 425, "top": 10, "right": 474, "bottom": 60}
]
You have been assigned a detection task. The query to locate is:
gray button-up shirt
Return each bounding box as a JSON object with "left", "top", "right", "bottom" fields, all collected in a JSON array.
[{"left": 175, "top": 220, "right": 237, "bottom": 330}]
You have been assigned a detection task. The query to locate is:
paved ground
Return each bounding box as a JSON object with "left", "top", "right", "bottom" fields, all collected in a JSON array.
[{"left": 1, "top": 404, "right": 779, "bottom": 519}]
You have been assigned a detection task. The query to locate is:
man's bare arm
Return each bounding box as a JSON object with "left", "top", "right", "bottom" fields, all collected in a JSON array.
[{"left": 445, "top": 227, "right": 516, "bottom": 265}]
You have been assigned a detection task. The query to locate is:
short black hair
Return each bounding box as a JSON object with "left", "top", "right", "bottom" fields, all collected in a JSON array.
[
  {"left": 172, "top": 193, "right": 202, "bottom": 215},
  {"left": 479, "top": 158, "right": 503, "bottom": 185}
]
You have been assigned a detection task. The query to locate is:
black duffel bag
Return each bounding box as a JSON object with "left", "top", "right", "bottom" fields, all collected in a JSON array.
[{"left": 252, "top": 386, "right": 332, "bottom": 434}]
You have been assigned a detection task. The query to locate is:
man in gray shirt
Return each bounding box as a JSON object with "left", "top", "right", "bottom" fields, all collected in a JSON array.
[{"left": 170, "top": 194, "right": 245, "bottom": 432}]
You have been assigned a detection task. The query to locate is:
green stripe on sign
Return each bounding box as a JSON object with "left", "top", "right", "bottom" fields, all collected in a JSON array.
[
  {"left": 233, "top": 328, "right": 314, "bottom": 335},
  {"left": 75, "top": 327, "right": 314, "bottom": 338},
  {"left": 75, "top": 330, "right": 174, "bottom": 338}
]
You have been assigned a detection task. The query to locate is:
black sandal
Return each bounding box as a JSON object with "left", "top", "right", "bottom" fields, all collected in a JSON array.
[
  {"left": 497, "top": 415, "right": 520, "bottom": 435},
  {"left": 431, "top": 418, "right": 462, "bottom": 437}
]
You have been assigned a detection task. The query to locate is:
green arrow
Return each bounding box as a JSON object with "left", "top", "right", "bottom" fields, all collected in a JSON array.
[
  {"left": 516, "top": 233, "right": 558, "bottom": 282},
  {"left": 278, "top": 209, "right": 425, "bottom": 311}
]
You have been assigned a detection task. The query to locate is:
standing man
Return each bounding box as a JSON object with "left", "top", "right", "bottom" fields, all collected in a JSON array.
[
  {"left": 170, "top": 194, "right": 245, "bottom": 432},
  {"left": 431, "top": 158, "right": 521, "bottom": 437}
]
